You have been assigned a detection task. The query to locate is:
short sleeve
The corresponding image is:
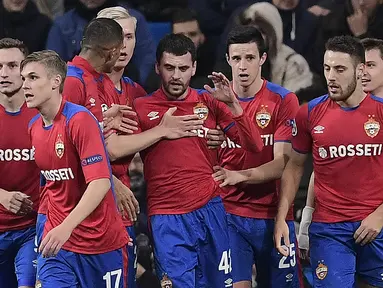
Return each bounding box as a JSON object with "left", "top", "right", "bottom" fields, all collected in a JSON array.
[
  {"left": 68, "top": 111, "right": 111, "bottom": 183},
  {"left": 291, "top": 104, "right": 312, "bottom": 154},
  {"left": 63, "top": 77, "right": 86, "bottom": 107},
  {"left": 274, "top": 93, "right": 300, "bottom": 142}
]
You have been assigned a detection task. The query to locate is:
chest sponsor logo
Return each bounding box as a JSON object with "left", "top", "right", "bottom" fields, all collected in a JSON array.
[
  {"left": 55, "top": 134, "right": 64, "bottom": 159},
  {"left": 364, "top": 115, "right": 380, "bottom": 138},
  {"left": 317, "top": 143, "right": 383, "bottom": 159},
  {"left": 101, "top": 103, "right": 108, "bottom": 113},
  {"left": 256, "top": 105, "right": 271, "bottom": 129},
  {"left": 221, "top": 134, "right": 274, "bottom": 149},
  {"left": 0, "top": 147, "right": 35, "bottom": 161},
  {"left": 41, "top": 168, "right": 75, "bottom": 181},
  {"left": 147, "top": 111, "right": 159, "bottom": 120},
  {"left": 193, "top": 102, "right": 209, "bottom": 120}
]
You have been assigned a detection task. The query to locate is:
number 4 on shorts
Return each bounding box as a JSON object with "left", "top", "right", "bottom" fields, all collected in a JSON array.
[{"left": 219, "top": 249, "right": 233, "bottom": 274}]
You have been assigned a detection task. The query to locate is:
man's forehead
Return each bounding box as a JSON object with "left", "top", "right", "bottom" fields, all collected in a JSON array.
[
  {"left": 161, "top": 52, "right": 193, "bottom": 65},
  {"left": 324, "top": 50, "right": 354, "bottom": 65},
  {"left": 229, "top": 43, "right": 259, "bottom": 55}
]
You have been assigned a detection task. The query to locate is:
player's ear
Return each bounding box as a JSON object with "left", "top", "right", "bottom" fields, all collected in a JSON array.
[
  {"left": 259, "top": 52, "right": 267, "bottom": 66},
  {"left": 52, "top": 74, "right": 62, "bottom": 91},
  {"left": 191, "top": 61, "right": 197, "bottom": 77},
  {"left": 226, "top": 53, "right": 230, "bottom": 66},
  {"left": 356, "top": 63, "right": 365, "bottom": 79},
  {"left": 155, "top": 62, "right": 160, "bottom": 75}
]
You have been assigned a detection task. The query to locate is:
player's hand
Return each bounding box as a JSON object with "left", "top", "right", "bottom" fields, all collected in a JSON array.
[
  {"left": 39, "top": 223, "right": 72, "bottom": 257},
  {"left": 103, "top": 104, "right": 138, "bottom": 135},
  {"left": 0, "top": 191, "right": 33, "bottom": 215},
  {"left": 114, "top": 181, "right": 140, "bottom": 222},
  {"left": 274, "top": 219, "right": 291, "bottom": 257},
  {"left": 159, "top": 107, "right": 204, "bottom": 139},
  {"left": 212, "top": 166, "right": 247, "bottom": 187},
  {"left": 206, "top": 126, "right": 225, "bottom": 149},
  {"left": 354, "top": 211, "right": 383, "bottom": 246},
  {"left": 204, "top": 72, "right": 237, "bottom": 105}
]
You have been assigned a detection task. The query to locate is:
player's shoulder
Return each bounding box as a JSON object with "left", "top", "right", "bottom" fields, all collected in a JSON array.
[
  {"left": 28, "top": 113, "right": 42, "bottom": 129},
  {"left": 61, "top": 101, "right": 94, "bottom": 123},
  {"left": 264, "top": 81, "right": 294, "bottom": 100},
  {"left": 307, "top": 94, "right": 330, "bottom": 114},
  {"left": 122, "top": 76, "right": 136, "bottom": 87},
  {"left": 192, "top": 88, "right": 213, "bottom": 103},
  {"left": 369, "top": 94, "right": 383, "bottom": 106},
  {"left": 66, "top": 64, "right": 86, "bottom": 84},
  {"left": 133, "top": 89, "right": 158, "bottom": 105}
]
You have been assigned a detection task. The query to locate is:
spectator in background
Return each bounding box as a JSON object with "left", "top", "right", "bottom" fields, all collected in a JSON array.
[
  {"left": 45, "top": 0, "right": 156, "bottom": 84},
  {"left": 0, "top": 0, "right": 52, "bottom": 53},
  {"left": 145, "top": 8, "right": 215, "bottom": 92},
  {"left": 307, "top": 0, "right": 383, "bottom": 76},
  {"left": 216, "top": 2, "right": 314, "bottom": 95}
]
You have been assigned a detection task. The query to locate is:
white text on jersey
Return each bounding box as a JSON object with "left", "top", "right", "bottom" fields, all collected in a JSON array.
[
  {"left": 319, "top": 144, "right": 383, "bottom": 159},
  {"left": 41, "top": 168, "right": 75, "bottom": 181},
  {"left": 0, "top": 148, "right": 35, "bottom": 161},
  {"left": 221, "top": 134, "right": 274, "bottom": 149}
]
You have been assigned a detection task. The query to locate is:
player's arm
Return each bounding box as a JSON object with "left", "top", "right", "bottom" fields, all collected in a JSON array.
[
  {"left": 106, "top": 107, "right": 203, "bottom": 161},
  {"left": 273, "top": 104, "right": 312, "bottom": 256},
  {"left": 0, "top": 188, "right": 33, "bottom": 215},
  {"left": 39, "top": 111, "right": 114, "bottom": 257}
]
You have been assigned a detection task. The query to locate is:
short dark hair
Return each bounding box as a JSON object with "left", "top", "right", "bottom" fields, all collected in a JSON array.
[
  {"left": 0, "top": 38, "right": 28, "bottom": 57},
  {"left": 156, "top": 33, "right": 196, "bottom": 63},
  {"left": 171, "top": 8, "right": 198, "bottom": 26},
  {"left": 21, "top": 50, "right": 67, "bottom": 93},
  {"left": 361, "top": 38, "right": 383, "bottom": 59},
  {"left": 226, "top": 25, "right": 267, "bottom": 57},
  {"left": 325, "top": 35, "right": 365, "bottom": 64},
  {"left": 82, "top": 18, "right": 123, "bottom": 50}
]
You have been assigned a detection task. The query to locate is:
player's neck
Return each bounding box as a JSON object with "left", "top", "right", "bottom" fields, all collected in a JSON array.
[
  {"left": 79, "top": 51, "right": 105, "bottom": 74},
  {"left": 233, "top": 77, "right": 264, "bottom": 98},
  {"left": 107, "top": 68, "right": 124, "bottom": 89},
  {"left": 0, "top": 90, "right": 25, "bottom": 112},
  {"left": 372, "top": 86, "right": 383, "bottom": 98},
  {"left": 337, "top": 86, "right": 367, "bottom": 108},
  {"left": 39, "top": 94, "right": 63, "bottom": 127}
]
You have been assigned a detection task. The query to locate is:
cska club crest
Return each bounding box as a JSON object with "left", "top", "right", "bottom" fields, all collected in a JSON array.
[
  {"left": 315, "top": 262, "right": 328, "bottom": 280},
  {"left": 364, "top": 114, "right": 380, "bottom": 138},
  {"left": 193, "top": 102, "right": 209, "bottom": 120},
  {"left": 55, "top": 134, "right": 65, "bottom": 159},
  {"left": 160, "top": 274, "right": 173, "bottom": 288},
  {"left": 256, "top": 105, "right": 271, "bottom": 129}
]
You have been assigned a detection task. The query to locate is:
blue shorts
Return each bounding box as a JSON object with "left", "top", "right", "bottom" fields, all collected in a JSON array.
[
  {"left": 227, "top": 214, "right": 302, "bottom": 288},
  {"left": 310, "top": 222, "right": 383, "bottom": 288},
  {"left": 126, "top": 225, "right": 137, "bottom": 288},
  {"left": 150, "top": 197, "right": 233, "bottom": 288},
  {"left": 37, "top": 247, "right": 128, "bottom": 288},
  {"left": 0, "top": 225, "right": 38, "bottom": 287},
  {"left": 36, "top": 213, "right": 46, "bottom": 246}
]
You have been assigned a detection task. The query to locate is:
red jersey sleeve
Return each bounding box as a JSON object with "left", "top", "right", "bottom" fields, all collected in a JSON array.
[
  {"left": 63, "top": 77, "right": 86, "bottom": 106},
  {"left": 274, "top": 93, "right": 300, "bottom": 142},
  {"left": 214, "top": 99, "right": 263, "bottom": 152},
  {"left": 68, "top": 111, "right": 111, "bottom": 183},
  {"left": 291, "top": 104, "right": 312, "bottom": 154}
]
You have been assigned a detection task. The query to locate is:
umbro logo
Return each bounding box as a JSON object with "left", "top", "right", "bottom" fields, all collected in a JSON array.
[
  {"left": 147, "top": 111, "right": 159, "bottom": 120},
  {"left": 313, "top": 125, "right": 325, "bottom": 134}
]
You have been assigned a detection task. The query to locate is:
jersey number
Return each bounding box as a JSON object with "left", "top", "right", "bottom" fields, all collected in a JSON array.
[
  {"left": 219, "top": 250, "right": 232, "bottom": 274},
  {"left": 278, "top": 243, "right": 296, "bottom": 269},
  {"left": 103, "top": 269, "right": 122, "bottom": 288}
]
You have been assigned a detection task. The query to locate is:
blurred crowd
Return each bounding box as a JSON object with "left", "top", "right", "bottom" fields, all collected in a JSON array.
[{"left": 2, "top": 0, "right": 382, "bottom": 287}]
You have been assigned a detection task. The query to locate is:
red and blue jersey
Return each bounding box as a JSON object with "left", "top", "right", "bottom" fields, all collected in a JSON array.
[
  {"left": 28, "top": 100, "right": 128, "bottom": 254},
  {"left": 0, "top": 103, "right": 40, "bottom": 232},
  {"left": 293, "top": 94, "right": 383, "bottom": 222}
]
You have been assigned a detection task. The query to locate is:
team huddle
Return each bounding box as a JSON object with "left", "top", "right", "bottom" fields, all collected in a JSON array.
[{"left": 1, "top": 5, "right": 383, "bottom": 288}]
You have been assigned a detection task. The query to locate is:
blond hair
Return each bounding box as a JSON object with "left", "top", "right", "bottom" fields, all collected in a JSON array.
[{"left": 97, "top": 6, "right": 137, "bottom": 30}]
